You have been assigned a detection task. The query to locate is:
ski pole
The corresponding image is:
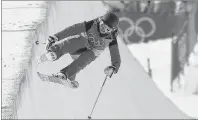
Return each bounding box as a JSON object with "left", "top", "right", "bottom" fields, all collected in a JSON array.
[
  {"left": 35, "top": 40, "right": 46, "bottom": 45},
  {"left": 35, "top": 34, "right": 81, "bottom": 45},
  {"left": 88, "top": 72, "right": 113, "bottom": 119}
]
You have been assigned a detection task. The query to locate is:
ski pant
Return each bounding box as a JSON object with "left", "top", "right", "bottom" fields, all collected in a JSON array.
[{"left": 47, "top": 36, "right": 97, "bottom": 81}]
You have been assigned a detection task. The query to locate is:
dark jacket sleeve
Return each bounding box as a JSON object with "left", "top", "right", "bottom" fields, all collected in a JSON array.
[
  {"left": 109, "top": 31, "right": 121, "bottom": 73},
  {"left": 54, "top": 22, "right": 87, "bottom": 41}
]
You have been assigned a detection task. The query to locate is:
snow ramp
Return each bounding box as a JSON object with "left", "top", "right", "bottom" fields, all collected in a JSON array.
[{"left": 16, "top": 1, "right": 190, "bottom": 119}]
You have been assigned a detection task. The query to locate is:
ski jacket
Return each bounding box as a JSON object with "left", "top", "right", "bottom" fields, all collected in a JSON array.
[{"left": 53, "top": 18, "right": 121, "bottom": 73}]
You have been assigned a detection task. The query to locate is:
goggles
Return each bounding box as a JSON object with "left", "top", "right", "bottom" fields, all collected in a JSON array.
[{"left": 98, "top": 18, "right": 115, "bottom": 34}]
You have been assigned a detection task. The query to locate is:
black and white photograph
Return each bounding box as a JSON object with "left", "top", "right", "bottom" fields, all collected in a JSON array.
[{"left": 1, "top": 1, "right": 198, "bottom": 119}]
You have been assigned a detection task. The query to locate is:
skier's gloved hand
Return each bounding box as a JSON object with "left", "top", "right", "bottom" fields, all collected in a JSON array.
[
  {"left": 104, "top": 66, "right": 116, "bottom": 78},
  {"left": 46, "top": 35, "right": 59, "bottom": 50},
  {"left": 48, "top": 35, "right": 58, "bottom": 43}
]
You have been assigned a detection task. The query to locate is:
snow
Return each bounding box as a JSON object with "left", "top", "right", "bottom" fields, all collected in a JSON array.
[
  {"left": 2, "top": 1, "right": 47, "bottom": 31},
  {"left": 2, "top": 1, "right": 48, "bottom": 119},
  {"left": 127, "top": 29, "right": 198, "bottom": 118},
  {"left": 2, "top": 1, "right": 47, "bottom": 8},
  {"left": 15, "top": 1, "right": 190, "bottom": 119}
]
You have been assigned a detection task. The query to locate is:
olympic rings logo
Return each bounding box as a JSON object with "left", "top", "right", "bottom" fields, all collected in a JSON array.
[
  {"left": 88, "top": 32, "right": 105, "bottom": 48},
  {"left": 118, "top": 17, "right": 156, "bottom": 43}
]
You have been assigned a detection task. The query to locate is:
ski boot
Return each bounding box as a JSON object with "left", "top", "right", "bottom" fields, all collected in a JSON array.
[
  {"left": 35, "top": 52, "right": 57, "bottom": 65},
  {"left": 52, "top": 72, "right": 79, "bottom": 89}
]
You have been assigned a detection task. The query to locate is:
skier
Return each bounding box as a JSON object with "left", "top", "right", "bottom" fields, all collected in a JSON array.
[{"left": 36, "top": 12, "right": 121, "bottom": 88}]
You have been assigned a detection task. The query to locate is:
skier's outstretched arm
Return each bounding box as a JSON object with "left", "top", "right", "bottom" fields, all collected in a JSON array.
[
  {"left": 108, "top": 38, "right": 121, "bottom": 74},
  {"left": 45, "top": 19, "right": 97, "bottom": 50},
  {"left": 53, "top": 22, "right": 87, "bottom": 41}
]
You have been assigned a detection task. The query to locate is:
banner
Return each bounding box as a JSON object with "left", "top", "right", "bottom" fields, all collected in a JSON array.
[
  {"left": 188, "top": 3, "right": 198, "bottom": 54},
  {"left": 171, "top": 23, "right": 188, "bottom": 81},
  {"left": 115, "top": 11, "right": 187, "bottom": 44},
  {"left": 196, "top": 2, "right": 198, "bottom": 34},
  {"left": 171, "top": 3, "right": 198, "bottom": 82}
]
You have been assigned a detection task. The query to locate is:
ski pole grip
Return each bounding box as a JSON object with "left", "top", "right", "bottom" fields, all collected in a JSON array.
[
  {"left": 88, "top": 116, "right": 92, "bottom": 119},
  {"left": 109, "top": 70, "right": 114, "bottom": 78}
]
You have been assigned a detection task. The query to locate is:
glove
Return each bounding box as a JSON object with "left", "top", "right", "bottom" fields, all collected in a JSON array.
[
  {"left": 104, "top": 66, "right": 116, "bottom": 78},
  {"left": 46, "top": 35, "right": 59, "bottom": 50},
  {"left": 48, "top": 35, "right": 58, "bottom": 42}
]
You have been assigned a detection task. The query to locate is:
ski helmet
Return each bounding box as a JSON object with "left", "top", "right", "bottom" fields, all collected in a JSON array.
[{"left": 101, "top": 12, "right": 119, "bottom": 29}]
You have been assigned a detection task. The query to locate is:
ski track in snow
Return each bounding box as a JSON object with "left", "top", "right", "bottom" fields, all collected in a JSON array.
[{"left": 16, "top": 1, "right": 191, "bottom": 119}]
